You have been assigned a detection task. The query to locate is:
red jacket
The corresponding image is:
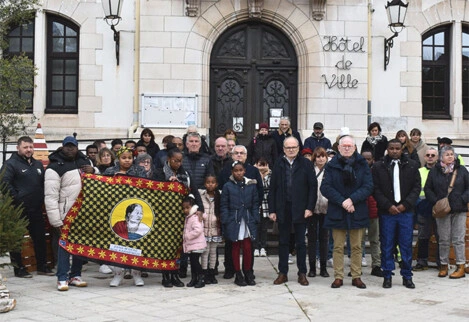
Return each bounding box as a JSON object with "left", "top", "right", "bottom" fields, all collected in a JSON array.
[{"left": 367, "top": 195, "right": 378, "bottom": 219}]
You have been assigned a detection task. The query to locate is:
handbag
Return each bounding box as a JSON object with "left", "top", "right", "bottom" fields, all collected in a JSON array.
[{"left": 432, "top": 169, "right": 457, "bottom": 218}]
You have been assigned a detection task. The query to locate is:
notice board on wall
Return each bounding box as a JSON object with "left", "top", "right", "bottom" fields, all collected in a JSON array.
[{"left": 141, "top": 94, "right": 198, "bottom": 128}]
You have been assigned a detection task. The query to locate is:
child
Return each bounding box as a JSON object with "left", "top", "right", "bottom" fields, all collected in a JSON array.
[
  {"left": 221, "top": 161, "right": 259, "bottom": 286},
  {"left": 183, "top": 195, "right": 207, "bottom": 288},
  {"left": 199, "top": 175, "right": 222, "bottom": 284},
  {"left": 104, "top": 147, "right": 147, "bottom": 287},
  {"left": 254, "top": 158, "right": 271, "bottom": 257}
]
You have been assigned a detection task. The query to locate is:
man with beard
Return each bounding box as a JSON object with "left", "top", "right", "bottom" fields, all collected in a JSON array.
[
  {"left": 45, "top": 136, "right": 95, "bottom": 291},
  {"left": 304, "top": 122, "right": 332, "bottom": 151},
  {"left": 113, "top": 204, "right": 150, "bottom": 240},
  {"left": 247, "top": 123, "right": 278, "bottom": 168}
]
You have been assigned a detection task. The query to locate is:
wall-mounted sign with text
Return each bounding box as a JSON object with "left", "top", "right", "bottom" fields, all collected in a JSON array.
[{"left": 321, "top": 36, "right": 365, "bottom": 90}]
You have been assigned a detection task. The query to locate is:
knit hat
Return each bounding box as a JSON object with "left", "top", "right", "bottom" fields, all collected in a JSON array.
[
  {"left": 301, "top": 148, "right": 313, "bottom": 156},
  {"left": 259, "top": 123, "right": 269, "bottom": 130}
]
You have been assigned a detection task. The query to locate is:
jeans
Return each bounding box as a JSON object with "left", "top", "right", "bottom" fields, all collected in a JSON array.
[
  {"left": 436, "top": 212, "right": 467, "bottom": 265},
  {"left": 380, "top": 212, "right": 413, "bottom": 279},
  {"left": 56, "top": 243, "right": 84, "bottom": 281}
]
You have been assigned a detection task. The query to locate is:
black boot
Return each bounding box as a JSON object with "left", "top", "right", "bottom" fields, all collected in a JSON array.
[
  {"left": 308, "top": 266, "right": 316, "bottom": 277},
  {"left": 244, "top": 270, "right": 256, "bottom": 286},
  {"left": 320, "top": 266, "right": 330, "bottom": 278},
  {"left": 179, "top": 262, "right": 188, "bottom": 278},
  {"left": 194, "top": 274, "right": 205, "bottom": 288},
  {"left": 162, "top": 272, "right": 173, "bottom": 288},
  {"left": 186, "top": 273, "right": 197, "bottom": 287},
  {"left": 171, "top": 272, "right": 184, "bottom": 287},
  {"left": 202, "top": 269, "right": 210, "bottom": 285},
  {"left": 234, "top": 271, "right": 247, "bottom": 286},
  {"left": 210, "top": 269, "right": 218, "bottom": 284}
]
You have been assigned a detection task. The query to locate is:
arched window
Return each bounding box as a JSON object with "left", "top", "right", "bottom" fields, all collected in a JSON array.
[
  {"left": 46, "top": 15, "right": 79, "bottom": 114},
  {"left": 422, "top": 25, "right": 451, "bottom": 119},
  {"left": 4, "top": 21, "right": 35, "bottom": 113}
]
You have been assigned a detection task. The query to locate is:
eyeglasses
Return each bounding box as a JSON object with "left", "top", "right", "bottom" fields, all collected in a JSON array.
[
  {"left": 425, "top": 154, "right": 436, "bottom": 157},
  {"left": 139, "top": 160, "right": 151, "bottom": 165},
  {"left": 340, "top": 145, "right": 354, "bottom": 149},
  {"left": 284, "top": 146, "right": 298, "bottom": 150},
  {"left": 233, "top": 151, "right": 246, "bottom": 155}
]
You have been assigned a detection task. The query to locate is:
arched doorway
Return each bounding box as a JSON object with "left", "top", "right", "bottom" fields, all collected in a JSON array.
[{"left": 210, "top": 22, "right": 298, "bottom": 145}]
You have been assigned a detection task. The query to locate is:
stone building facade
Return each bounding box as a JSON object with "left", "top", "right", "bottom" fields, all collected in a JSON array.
[{"left": 8, "top": 0, "right": 469, "bottom": 146}]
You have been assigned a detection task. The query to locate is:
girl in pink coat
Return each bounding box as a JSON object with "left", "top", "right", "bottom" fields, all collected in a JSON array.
[{"left": 183, "top": 195, "right": 207, "bottom": 288}]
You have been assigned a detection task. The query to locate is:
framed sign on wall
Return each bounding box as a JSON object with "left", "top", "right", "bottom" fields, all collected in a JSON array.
[{"left": 141, "top": 94, "right": 198, "bottom": 128}]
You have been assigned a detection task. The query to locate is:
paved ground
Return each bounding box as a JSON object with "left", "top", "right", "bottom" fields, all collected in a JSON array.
[{"left": 2, "top": 254, "right": 469, "bottom": 321}]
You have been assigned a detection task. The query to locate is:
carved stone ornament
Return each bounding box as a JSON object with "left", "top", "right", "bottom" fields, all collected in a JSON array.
[
  {"left": 311, "top": 0, "right": 326, "bottom": 21},
  {"left": 248, "top": 0, "right": 264, "bottom": 18},
  {"left": 185, "top": 0, "right": 199, "bottom": 17}
]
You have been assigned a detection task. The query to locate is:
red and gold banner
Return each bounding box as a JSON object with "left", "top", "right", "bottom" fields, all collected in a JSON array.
[{"left": 59, "top": 174, "right": 188, "bottom": 271}]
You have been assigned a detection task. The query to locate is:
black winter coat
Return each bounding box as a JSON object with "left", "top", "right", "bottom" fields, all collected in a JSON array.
[
  {"left": 247, "top": 134, "right": 278, "bottom": 168},
  {"left": 219, "top": 162, "right": 264, "bottom": 203},
  {"left": 0, "top": 152, "right": 44, "bottom": 211},
  {"left": 268, "top": 156, "right": 317, "bottom": 224},
  {"left": 321, "top": 152, "right": 373, "bottom": 230},
  {"left": 360, "top": 136, "right": 388, "bottom": 161},
  {"left": 424, "top": 161, "right": 469, "bottom": 213},
  {"left": 182, "top": 152, "right": 214, "bottom": 189},
  {"left": 372, "top": 155, "right": 421, "bottom": 214},
  {"left": 221, "top": 177, "right": 259, "bottom": 241},
  {"left": 271, "top": 128, "right": 303, "bottom": 155}
]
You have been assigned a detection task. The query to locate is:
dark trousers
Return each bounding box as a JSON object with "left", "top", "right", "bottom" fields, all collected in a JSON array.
[
  {"left": 380, "top": 212, "right": 413, "bottom": 279},
  {"left": 11, "top": 211, "right": 48, "bottom": 271},
  {"left": 189, "top": 253, "right": 202, "bottom": 275},
  {"left": 278, "top": 204, "right": 307, "bottom": 275},
  {"left": 306, "top": 214, "right": 328, "bottom": 269},
  {"left": 255, "top": 217, "right": 270, "bottom": 249},
  {"left": 416, "top": 214, "right": 440, "bottom": 266},
  {"left": 224, "top": 240, "right": 234, "bottom": 273}
]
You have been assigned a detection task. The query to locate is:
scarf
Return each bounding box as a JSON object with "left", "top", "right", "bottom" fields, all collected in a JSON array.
[
  {"left": 440, "top": 161, "right": 455, "bottom": 174},
  {"left": 366, "top": 134, "right": 383, "bottom": 146},
  {"left": 163, "top": 161, "right": 190, "bottom": 188},
  {"left": 339, "top": 155, "right": 356, "bottom": 186}
]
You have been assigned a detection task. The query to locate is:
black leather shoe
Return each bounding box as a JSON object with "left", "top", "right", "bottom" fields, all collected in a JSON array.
[
  {"left": 307, "top": 269, "right": 316, "bottom": 277},
  {"left": 402, "top": 278, "right": 415, "bottom": 289},
  {"left": 320, "top": 268, "right": 330, "bottom": 278},
  {"left": 371, "top": 266, "right": 383, "bottom": 277},
  {"left": 383, "top": 277, "right": 392, "bottom": 288}
]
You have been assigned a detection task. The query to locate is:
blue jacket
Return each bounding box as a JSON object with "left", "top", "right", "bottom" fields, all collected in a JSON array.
[
  {"left": 221, "top": 176, "right": 259, "bottom": 242},
  {"left": 321, "top": 152, "right": 373, "bottom": 230},
  {"left": 268, "top": 155, "right": 317, "bottom": 224},
  {"left": 304, "top": 134, "right": 332, "bottom": 151}
]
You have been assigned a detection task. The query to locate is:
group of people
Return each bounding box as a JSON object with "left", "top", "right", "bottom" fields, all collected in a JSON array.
[{"left": 1, "top": 118, "right": 468, "bottom": 297}]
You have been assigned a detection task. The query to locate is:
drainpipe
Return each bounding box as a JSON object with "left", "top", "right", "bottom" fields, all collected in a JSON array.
[
  {"left": 128, "top": 0, "right": 141, "bottom": 137},
  {"left": 367, "top": 0, "right": 374, "bottom": 127}
]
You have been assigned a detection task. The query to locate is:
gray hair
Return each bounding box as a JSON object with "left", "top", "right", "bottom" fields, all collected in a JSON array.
[
  {"left": 279, "top": 116, "right": 290, "bottom": 125},
  {"left": 439, "top": 145, "right": 455, "bottom": 161},
  {"left": 231, "top": 145, "right": 247, "bottom": 154},
  {"left": 339, "top": 135, "right": 355, "bottom": 145},
  {"left": 135, "top": 153, "right": 152, "bottom": 164},
  {"left": 283, "top": 136, "right": 299, "bottom": 147}
]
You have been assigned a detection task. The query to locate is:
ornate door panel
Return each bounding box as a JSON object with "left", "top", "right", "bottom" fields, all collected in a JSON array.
[{"left": 210, "top": 22, "right": 298, "bottom": 145}]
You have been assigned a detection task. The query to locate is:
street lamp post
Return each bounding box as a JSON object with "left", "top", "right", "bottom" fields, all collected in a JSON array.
[
  {"left": 384, "top": 0, "right": 409, "bottom": 71},
  {"left": 102, "top": 0, "right": 124, "bottom": 66}
]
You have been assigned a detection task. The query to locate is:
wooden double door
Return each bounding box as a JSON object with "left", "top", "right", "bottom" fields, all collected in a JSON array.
[{"left": 210, "top": 22, "right": 298, "bottom": 145}]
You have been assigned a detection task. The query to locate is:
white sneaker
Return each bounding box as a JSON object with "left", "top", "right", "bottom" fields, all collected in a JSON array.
[
  {"left": 69, "top": 276, "right": 87, "bottom": 287},
  {"left": 57, "top": 280, "right": 69, "bottom": 291},
  {"left": 260, "top": 248, "right": 267, "bottom": 257},
  {"left": 288, "top": 254, "right": 295, "bottom": 264},
  {"left": 110, "top": 270, "right": 124, "bottom": 287},
  {"left": 327, "top": 258, "right": 333, "bottom": 267},
  {"left": 99, "top": 264, "right": 113, "bottom": 274},
  {"left": 361, "top": 256, "right": 368, "bottom": 267},
  {"left": 254, "top": 249, "right": 260, "bottom": 257},
  {"left": 132, "top": 270, "right": 144, "bottom": 286},
  {"left": 0, "top": 299, "right": 16, "bottom": 313}
]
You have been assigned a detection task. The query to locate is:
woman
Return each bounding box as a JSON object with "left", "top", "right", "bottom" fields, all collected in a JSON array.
[
  {"left": 409, "top": 128, "right": 428, "bottom": 167},
  {"left": 96, "top": 148, "right": 115, "bottom": 173},
  {"left": 424, "top": 145, "right": 469, "bottom": 279},
  {"left": 135, "top": 153, "right": 155, "bottom": 179},
  {"left": 307, "top": 147, "right": 329, "bottom": 278},
  {"left": 154, "top": 148, "right": 204, "bottom": 287},
  {"left": 395, "top": 130, "right": 420, "bottom": 164},
  {"left": 247, "top": 123, "right": 278, "bottom": 168},
  {"left": 136, "top": 128, "right": 160, "bottom": 159},
  {"left": 360, "top": 122, "right": 387, "bottom": 161}
]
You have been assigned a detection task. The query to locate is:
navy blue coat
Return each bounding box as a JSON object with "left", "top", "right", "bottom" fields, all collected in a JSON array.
[
  {"left": 321, "top": 152, "right": 373, "bottom": 230},
  {"left": 268, "top": 156, "right": 317, "bottom": 224},
  {"left": 221, "top": 177, "right": 260, "bottom": 241}
]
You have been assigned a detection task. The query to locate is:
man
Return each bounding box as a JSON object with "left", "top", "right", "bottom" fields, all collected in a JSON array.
[
  {"left": 172, "top": 137, "right": 184, "bottom": 152},
  {"left": 112, "top": 204, "right": 150, "bottom": 240},
  {"left": 303, "top": 122, "right": 332, "bottom": 151},
  {"left": 85, "top": 144, "right": 98, "bottom": 166},
  {"left": 227, "top": 139, "right": 236, "bottom": 153},
  {"left": 45, "top": 136, "right": 95, "bottom": 291},
  {"left": 135, "top": 143, "right": 148, "bottom": 156},
  {"left": 361, "top": 150, "right": 383, "bottom": 277},
  {"left": 247, "top": 123, "right": 278, "bottom": 168},
  {"left": 92, "top": 139, "right": 107, "bottom": 151},
  {"left": 111, "top": 139, "right": 123, "bottom": 154},
  {"left": 372, "top": 139, "right": 421, "bottom": 289},
  {"left": 125, "top": 140, "right": 137, "bottom": 150},
  {"left": 211, "top": 137, "right": 231, "bottom": 177},
  {"left": 321, "top": 135, "right": 372, "bottom": 289},
  {"left": 414, "top": 147, "right": 439, "bottom": 271},
  {"left": 271, "top": 117, "right": 303, "bottom": 155},
  {"left": 182, "top": 132, "right": 214, "bottom": 189},
  {"left": 0, "top": 136, "right": 53, "bottom": 278},
  {"left": 268, "top": 137, "right": 317, "bottom": 286}
]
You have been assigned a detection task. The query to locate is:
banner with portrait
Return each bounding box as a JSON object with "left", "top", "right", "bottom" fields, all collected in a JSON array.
[{"left": 59, "top": 174, "right": 188, "bottom": 272}]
